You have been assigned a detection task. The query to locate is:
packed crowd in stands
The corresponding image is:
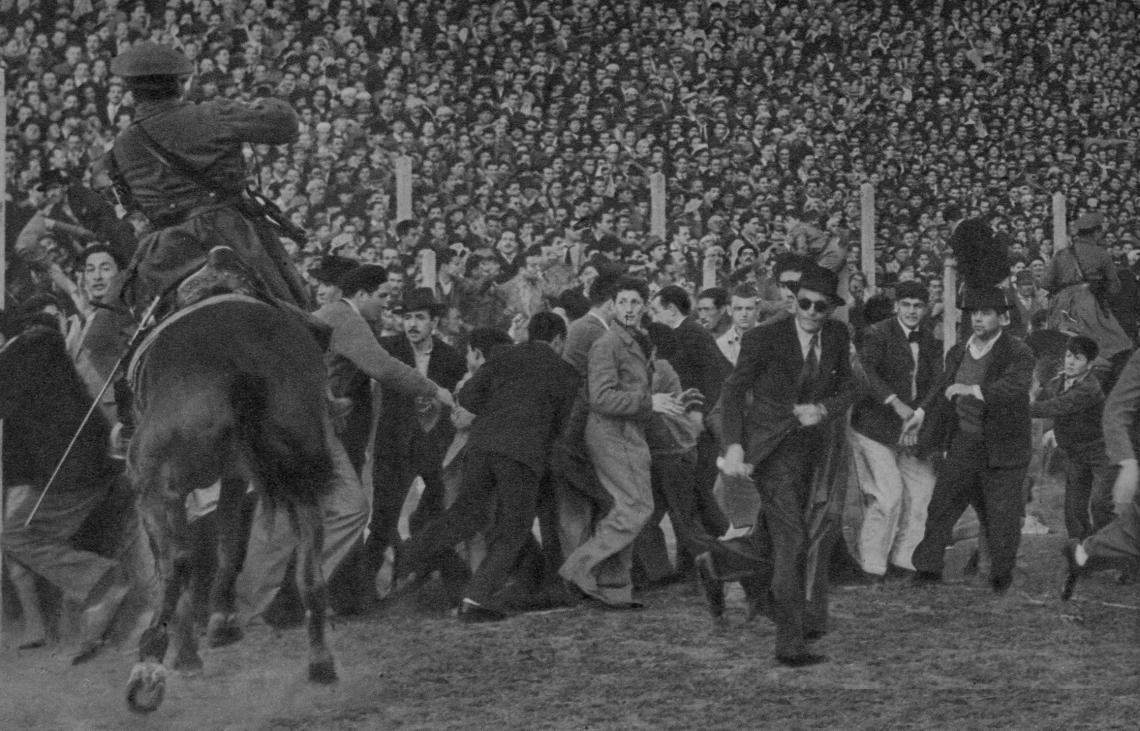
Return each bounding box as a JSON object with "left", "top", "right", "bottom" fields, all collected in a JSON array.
[
  {"left": 7, "top": 0, "right": 1140, "bottom": 320},
  {"left": 4, "top": 0, "right": 1140, "bottom": 669}
]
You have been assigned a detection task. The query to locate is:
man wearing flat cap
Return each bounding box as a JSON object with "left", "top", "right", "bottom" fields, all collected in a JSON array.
[
  {"left": 107, "top": 42, "right": 309, "bottom": 311},
  {"left": 908, "top": 285, "right": 1034, "bottom": 596},
  {"left": 1043, "top": 211, "right": 1133, "bottom": 370}
]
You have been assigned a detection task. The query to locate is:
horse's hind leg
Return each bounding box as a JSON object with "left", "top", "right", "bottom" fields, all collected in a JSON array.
[
  {"left": 293, "top": 501, "right": 337, "bottom": 684},
  {"left": 127, "top": 489, "right": 194, "bottom": 714},
  {"left": 206, "top": 478, "right": 246, "bottom": 648}
]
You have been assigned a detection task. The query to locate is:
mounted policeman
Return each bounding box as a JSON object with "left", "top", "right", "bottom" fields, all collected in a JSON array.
[{"left": 108, "top": 41, "right": 310, "bottom": 313}]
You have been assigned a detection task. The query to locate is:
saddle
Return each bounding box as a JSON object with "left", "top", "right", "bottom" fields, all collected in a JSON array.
[{"left": 176, "top": 245, "right": 260, "bottom": 309}]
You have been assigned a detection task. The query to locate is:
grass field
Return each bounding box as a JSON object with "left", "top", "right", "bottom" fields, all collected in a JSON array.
[{"left": 2, "top": 471, "right": 1138, "bottom": 730}]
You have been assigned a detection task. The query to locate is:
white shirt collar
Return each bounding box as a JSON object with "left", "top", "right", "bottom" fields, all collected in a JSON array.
[
  {"left": 589, "top": 311, "right": 611, "bottom": 330},
  {"left": 794, "top": 320, "right": 820, "bottom": 356},
  {"left": 343, "top": 297, "right": 361, "bottom": 316}
]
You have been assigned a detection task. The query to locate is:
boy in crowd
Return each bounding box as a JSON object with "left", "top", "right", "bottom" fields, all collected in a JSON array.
[{"left": 1030, "top": 336, "right": 1115, "bottom": 539}]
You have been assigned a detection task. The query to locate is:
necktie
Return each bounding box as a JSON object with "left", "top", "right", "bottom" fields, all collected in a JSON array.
[
  {"left": 907, "top": 331, "right": 921, "bottom": 343},
  {"left": 799, "top": 334, "right": 819, "bottom": 400}
]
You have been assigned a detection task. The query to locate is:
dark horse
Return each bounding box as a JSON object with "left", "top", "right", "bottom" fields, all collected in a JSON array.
[{"left": 124, "top": 295, "right": 336, "bottom": 713}]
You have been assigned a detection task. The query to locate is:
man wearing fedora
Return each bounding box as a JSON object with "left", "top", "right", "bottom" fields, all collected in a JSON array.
[
  {"left": 700, "top": 263, "right": 857, "bottom": 667},
  {"left": 367, "top": 287, "right": 467, "bottom": 583},
  {"left": 908, "top": 285, "right": 1035, "bottom": 595}
]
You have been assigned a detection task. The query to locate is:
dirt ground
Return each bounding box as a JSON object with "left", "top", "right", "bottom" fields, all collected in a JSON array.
[{"left": 2, "top": 471, "right": 1138, "bottom": 730}]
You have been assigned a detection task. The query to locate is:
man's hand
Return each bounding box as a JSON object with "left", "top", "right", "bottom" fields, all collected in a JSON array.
[
  {"left": 652, "top": 392, "right": 685, "bottom": 416},
  {"left": 719, "top": 444, "right": 753, "bottom": 479},
  {"left": 944, "top": 383, "right": 973, "bottom": 400},
  {"left": 1042, "top": 430, "right": 1057, "bottom": 449},
  {"left": 899, "top": 408, "right": 925, "bottom": 446},
  {"left": 435, "top": 388, "right": 455, "bottom": 410},
  {"left": 891, "top": 399, "right": 915, "bottom": 423},
  {"left": 1114, "top": 459, "right": 1139, "bottom": 506},
  {"left": 793, "top": 403, "right": 824, "bottom": 427}
]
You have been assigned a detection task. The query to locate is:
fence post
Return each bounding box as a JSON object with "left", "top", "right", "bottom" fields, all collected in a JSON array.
[
  {"left": 395, "top": 155, "right": 413, "bottom": 224},
  {"left": 1052, "top": 192, "right": 1067, "bottom": 252},
  {"left": 943, "top": 257, "right": 958, "bottom": 354},
  {"left": 649, "top": 172, "right": 666, "bottom": 240},
  {"left": 860, "top": 183, "right": 875, "bottom": 290}
]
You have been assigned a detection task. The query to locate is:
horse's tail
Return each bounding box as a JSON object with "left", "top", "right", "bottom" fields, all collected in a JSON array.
[{"left": 230, "top": 373, "right": 332, "bottom": 508}]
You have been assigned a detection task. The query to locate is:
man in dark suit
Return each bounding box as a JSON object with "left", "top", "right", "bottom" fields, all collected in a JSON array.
[
  {"left": 368, "top": 288, "right": 467, "bottom": 572},
  {"left": 699, "top": 264, "right": 858, "bottom": 667},
  {"left": 909, "top": 286, "right": 1035, "bottom": 594},
  {"left": 392, "top": 313, "right": 580, "bottom": 621},
  {"left": 648, "top": 284, "right": 732, "bottom": 560},
  {"left": 850, "top": 281, "right": 943, "bottom": 582}
]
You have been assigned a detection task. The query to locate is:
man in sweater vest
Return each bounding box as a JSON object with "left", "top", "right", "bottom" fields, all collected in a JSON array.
[{"left": 906, "top": 285, "right": 1035, "bottom": 594}]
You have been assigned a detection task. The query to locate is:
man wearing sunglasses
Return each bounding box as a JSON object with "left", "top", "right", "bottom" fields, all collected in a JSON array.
[
  {"left": 697, "top": 263, "right": 857, "bottom": 668},
  {"left": 759, "top": 252, "right": 812, "bottom": 326}
]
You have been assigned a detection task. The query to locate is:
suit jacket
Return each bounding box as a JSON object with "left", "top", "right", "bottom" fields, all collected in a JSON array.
[
  {"left": 563, "top": 311, "right": 610, "bottom": 377},
  {"left": 851, "top": 318, "right": 943, "bottom": 446},
  {"left": 669, "top": 315, "right": 731, "bottom": 416},
  {"left": 1102, "top": 348, "right": 1140, "bottom": 464},
  {"left": 917, "top": 331, "right": 1034, "bottom": 468},
  {"left": 314, "top": 300, "right": 438, "bottom": 466},
  {"left": 375, "top": 333, "right": 466, "bottom": 465},
  {"left": 460, "top": 341, "right": 580, "bottom": 476},
  {"left": 721, "top": 316, "right": 857, "bottom": 465},
  {"left": 0, "top": 325, "right": 116, "bottom": 493}
]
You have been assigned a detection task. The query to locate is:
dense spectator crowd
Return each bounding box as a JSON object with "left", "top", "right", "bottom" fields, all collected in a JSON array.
[
  {"left": 5, "top": 0, "right": 1140, "bottom": 671},
  {"left": 7, "top": 0, "right": 1140, "bottom": 318}
]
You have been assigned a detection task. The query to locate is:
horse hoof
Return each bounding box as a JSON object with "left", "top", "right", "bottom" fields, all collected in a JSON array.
[
  {"left": 206, "top": 614, "right": 243, "bottom": 648},
  {"left": 126, "top": 661, "right": 168, "bottom": 714},
  {"left": 308, "top": 659, "right": 338, "bottom": 685}
]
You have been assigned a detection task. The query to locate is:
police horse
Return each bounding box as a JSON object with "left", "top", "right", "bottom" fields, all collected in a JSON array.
[{"left": 124, "top": 294, "right": 336, "bottom": 713}]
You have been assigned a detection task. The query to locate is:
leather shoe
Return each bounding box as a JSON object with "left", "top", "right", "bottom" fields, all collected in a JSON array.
[
  {"left": 911, "top": 570, "right": 943, "bottom": 587},
  {"left": 1060, "top": 541, "right": 1085, "bottom": 601},
  {"left": 694, "top": 552, "right": 725, "bottom": 619},
  {"left": 804, "top": 629, "right": 828, "bottom": 641},
  {"left": 990, "top": 573, "right": 1013, "bottom": 596},
  {"left": 457, "top": 600, "right": 507, "bottom": 623},
  {"left": 776, "top": 652, "right": 826, "bottom": 668},
  {"left": 885, "top": 564, "right": 915, "bottom": 582}
]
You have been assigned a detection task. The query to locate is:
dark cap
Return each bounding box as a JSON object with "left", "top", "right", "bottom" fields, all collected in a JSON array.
[
  {"left": 393, "top": 287, "right": 444, "bottom": 316},
  {"left": 36, "top": 169, "right": 72, "bottom": 191},
  {"left": 1074, "top": 211, "right": 1106, "bottom": 234},
  {"left": 111, "top": 42, "right": 193, "bottom": 78},
  {"left": 894, "top": 280, "right": 929, "bottom": 303},
  {"left": 960, "top": 285, "right": 1011, "bottom": 312},
  {"left": 309, "top": 254, "right": 359, "bottom": 286}
]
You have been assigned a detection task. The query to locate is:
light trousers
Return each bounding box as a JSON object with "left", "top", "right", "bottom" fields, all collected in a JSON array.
[{"left": 851, "top": 429, "right": 936, "bottom": 574}]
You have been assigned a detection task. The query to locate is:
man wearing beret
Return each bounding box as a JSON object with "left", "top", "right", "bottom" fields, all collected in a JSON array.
[
  {"left": 107, "top": 42, "right": 309, "bottom": 311},
  {"left": 908, "top": 286, "right": 1035, "bottom": 595}
]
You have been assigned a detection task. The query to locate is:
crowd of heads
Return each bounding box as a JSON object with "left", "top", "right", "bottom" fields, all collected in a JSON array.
[{"left": 7, "top": 0, "right": 1140, "bottom": 321}]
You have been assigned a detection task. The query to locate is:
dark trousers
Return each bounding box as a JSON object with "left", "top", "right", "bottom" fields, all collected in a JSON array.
[
  {"left": 707, "top": 430, "right": 829, "bottom": 658},
  {"left": 691, "top": 432, "right": 730, "bottom": 555},
  {"left": 1084, "top": 497, "right": 1140, "bottom": 570},
  {"left": 397, "top": 450, "right": 539, "bottom": 606},
  {"left": 634, "top": 450, "right": 717, "bottom": 583},
  {"left": 1061, "top": 444, "right": 1116, "bottom": 539},
  {"left": 366, "top": 456, "right": 447, "bottom": 565},
  {"left": 912, "top": 433, "right": 1026, "bottom": 581}
]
